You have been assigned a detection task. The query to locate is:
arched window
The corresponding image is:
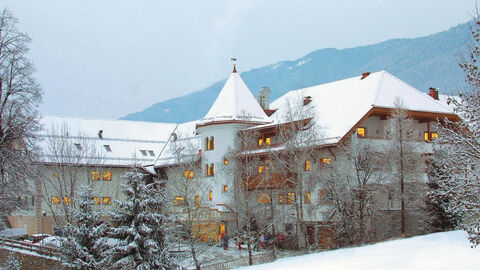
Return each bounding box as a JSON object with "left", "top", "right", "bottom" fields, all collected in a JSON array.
[
  {"left": 210, "top": 136, "right": 215, "bottom": 150},
  {"left": 205, "top": 137, "right": 211, "bottom": 150}
]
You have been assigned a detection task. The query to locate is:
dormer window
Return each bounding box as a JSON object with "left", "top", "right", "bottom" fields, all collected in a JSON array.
[
  {"left": 148, "top": 150, "right": 155, "bottom": 156},
  {"left": 74, "top": 143, "right": 82, "bottom": 150},
  {"left": 104, "top": 145, "right": 112, "bottom": 152},
  {"left": 140, "top": 150, "right": 147, "bottom": 156}
]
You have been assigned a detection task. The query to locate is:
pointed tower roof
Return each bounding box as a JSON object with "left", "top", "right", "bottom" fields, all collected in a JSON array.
[{"left": 199, "top": 70, "right": 272, "bottom": 126}]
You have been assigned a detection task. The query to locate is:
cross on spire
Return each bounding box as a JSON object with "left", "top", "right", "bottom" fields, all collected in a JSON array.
[{"left": 231, "top": 57, "right": 237, "bottom": 73}]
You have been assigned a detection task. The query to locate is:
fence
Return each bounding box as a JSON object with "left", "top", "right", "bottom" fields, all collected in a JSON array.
[
  {"left": 0, "top": 237, "right": 60, "bottom": 258},
  {"left": 193, "top": 252, "right": 289, "bottom": 270}
]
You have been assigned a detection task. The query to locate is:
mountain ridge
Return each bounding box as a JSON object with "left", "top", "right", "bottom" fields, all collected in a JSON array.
[{"left": 122, "top": 22, "right": 470, "bottom": 123}]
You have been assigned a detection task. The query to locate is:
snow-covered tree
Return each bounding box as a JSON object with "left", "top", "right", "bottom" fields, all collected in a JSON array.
[
  {"left": 0, "top": 8, "right": 42, "bottom": 228},
  {"left": 324, "top": 137, "right": 389, "bottom": 246},
  {"left": 0, "top": 251, "right": 21, "bottom": 270},
  {"left": 61, "top": 185, "right": 109, "bottom": 270},
  {"left": 385, "top": 101, "right": 425, "bottom": 236},
  {"left": 108, "top": 170, "right": 175, "bottom": 269}
]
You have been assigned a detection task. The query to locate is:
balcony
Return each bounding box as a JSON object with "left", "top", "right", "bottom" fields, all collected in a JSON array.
[{"left": 244, "top": 173, "right": 296, "bottom": 191}]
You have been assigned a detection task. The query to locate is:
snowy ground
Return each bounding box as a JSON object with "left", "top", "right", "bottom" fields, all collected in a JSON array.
[{"left": 236, "top": 231, "right": 480, "bottom": 270}]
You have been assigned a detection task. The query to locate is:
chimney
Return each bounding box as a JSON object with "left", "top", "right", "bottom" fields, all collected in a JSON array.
[
  {"left": 361, "top": 72, "right": 371, "bottom": 80},
  {"left": 303, "top": 96, "right": 312, "bottom": 106},
  {"left": 428, "top": 87, "right": 439, "bottom": 100},
  {"left": 257, "top": 87, "right": 271, "bottom": 110}
]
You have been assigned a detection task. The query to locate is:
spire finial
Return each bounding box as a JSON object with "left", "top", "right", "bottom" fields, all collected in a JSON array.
[{"left": 231, "top": 57, "right": 237, "bottom": 73}]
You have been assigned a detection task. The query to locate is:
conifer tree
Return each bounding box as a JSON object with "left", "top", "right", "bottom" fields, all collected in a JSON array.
[
  {"left": 61, "top": 185, "right": 109, "bottom": 270},
  {"left": 108, "top": 170, "right": 174, "bottom": 270}
]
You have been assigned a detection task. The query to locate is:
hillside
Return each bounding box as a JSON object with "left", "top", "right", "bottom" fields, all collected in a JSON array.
[
  {"left": 238, "top": 231, "right": 480, "bottom": 270},
  {"left": 122, "top": 22, "right": 470, "bottom": 123}
]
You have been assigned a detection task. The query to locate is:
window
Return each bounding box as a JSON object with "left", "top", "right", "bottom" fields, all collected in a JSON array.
[
  {"left": 195, "top": 195, "right": 200, "bottom": 207},
  {"left": 210, "top": 136, "right": 215, "bottom": 150},
  {"left": 103, "top": 171, "right": 112, "bottom": 181},
  {"left": 184, "top": 170, "right": 194, "bottom": 179},
  {"left": 102, "top": 197, "right": 112, "bottom": 205},
  {"left": 104, "top": 145, "right": 112, "bottom": 152},
  {"left": 424, "top": 132, "right": 439, "bottom": 142},
  {"left": 140, "top": 150, "right": 147, "bottom": 156},
  {"left": 174, "top": 196, "right": 184, "bottom": 206},
  {"left": 265, "top": 137, "right": 271, "bottom": 145},
  {"left": 258, "top": 138, "right": 264, "bottom": 146},
  {"left": 321, "top": 158, "right": 331, "bottom": 165},
  {"left": 223, "top": 185, "right": 228, "bottom": 192},
  {"left": 53, "top": 172, "right": 58, "bottom": 178},
  {"left": 63, "top": 196, "right": 72, "bottom": 205},
  {"left": 148, "top": 150, "right": 155, "bottom": 156},
  {"left": 257, "top": 194, "right": 271, "bottom": 203},
  {"left": 93, "top": 197, "right": 101, "bottom": 205},
  {"left": 319, "top": 189, "right": 332, "bottom": 204},
  {"left": 205, "top": 163, "right": 214, "bottom": 177},
  {"left": 51, "top": 196, "right": 60, "bottom": 205},
  {"left": 74, "top": 143, "right": 82, "bottom": 150},
  {"left": 91, "top": 171, "right": 101, "bottom": 181},
  {"left": 206, "top": 137, "right": 211, "bottom": 150},
  {"left": 357, "top": 127, "right": 366, "bottom": 138},
  {"left": 305, "top": 160, "right": 311, "bottom": 171},
  {"left": 209, "top": 191, "right": 213, "bottom": 201},
  {"left": 223, "top": 158, "right": 228, "bottom": 165},
  {"left": 305, "top": 192, "right": 311, "bottom": 204},
  {"left": 279, "top": 192, "right": 295, "bottom": 204},
  {"left": 258, "top": 165, "right": 268, "bottom": 174}
]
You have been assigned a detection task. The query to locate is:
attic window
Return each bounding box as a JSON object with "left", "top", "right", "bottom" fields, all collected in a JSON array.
[
  {"left": 303, "top": 96, "right": 312, "bottom": 106},
  {"left": 148, "top": 150, "right": 155, "bottom": 156},
  {"left": 357, "top": 127, "right": 366, "bottom": 138},
  {"left": 140, "top": 150, "right": 147, "bottom": 156},
  {"left": 74, "top": 143, "right": 82, "bottom": 150},
  {"left": 104, "top": 145, "right": 112, "bottom": 152}
]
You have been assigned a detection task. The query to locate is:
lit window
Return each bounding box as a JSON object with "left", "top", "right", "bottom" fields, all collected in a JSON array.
[
  {"left": 321, "top": 158, "right": 331, "bottom": 165},
  {"left": 258, "top": 166, "right": 264, "bottom": 173},
  {"left": 265, "top": 137, "right": 271, "bottom": 145},
  {"left": 102, "top": 197, "right": 112, "bottom": 205},
  {"left": 211, "top": 163, "right": 215, "bottom": 176},
  {"left": 305, "top": 160, "right": 311, "bottom": 171},
  {"left": 223, "top": 185, "right": 228, "bottom": 192},
  {"left": 148, "top": 150, "right": 155, "bottom": 156},
  {"left": 103, "top": 171, "right": 112, "bottom": 181},
  {"left": 319, "top": 189, "right": 332, "bottom": 204},
  {"left": 258, "top": 165, "right": 268, "bottom": 174},
  {"left": 174, "top": 196, "right": 184, "bottom": 206},
  {"left": 210, "top": 136, "right": 215, "bottom": 150},
  {"left": 91, "top": 171, "right": 101, "bottom": 181},
  {"left": 425, "top": 132, "right": 439, "bottom": 142},
  {"left": 257, "top": 194, "right": 271, "bottom": 203},
  {"left": 104, "top": 145, "right": 112, "bottom": 152},
  {"left": 206, "top": 137, "right": 211, "bottom": 150},
  {"left": 224, "top": 158, "right": 228, "bottom": 165},
  {"left": 140, "top": 150, "right": 147, "bottom": 156},
  {"left": 357, "top": 127, "right": 366, "bottom": 138},
  {"left": 51, "top": 196, "right": 60, "bottom": 205},
  {"left": 206, "top": 164, "right": 210, "bottom": 176},
  {"left": 209, "top": 191, "right": 213, "bottom": 201},
  {"left": 206, "top": 164, "right": 215, "bottom": 177},
  {"left": 279, "top": 192, "right": 295, "bottom": 204},
  {"left": 258, "top": 138, "right": 264, "bottom": 146},
  {"left": 195, "top": 195, "right": 200, "bottom": 207},
  {"left": 74, "top": 143, "right": 82, "bottom": 150},
  {"left": 93, "top": 197, "right": 101, "bottom": 205},
  {"left": 63, "top": 197, "right": 72, "bottom": 205},
  {"left": 184, "top": 170, "right": 194, "bottom": 179},
  {"left": 305, "top": 192, "right": 311, "bottom": 204},
  {"left": 53, "top": 172, "right": 58, "bottom": 178}
]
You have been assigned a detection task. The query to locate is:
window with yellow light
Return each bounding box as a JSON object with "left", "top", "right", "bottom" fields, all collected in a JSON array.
[
  {"left": 357, "top": 127, "right": 366, "bottom": 138},
  {"left": 174, "top": 196, "right": 184, "bottom": 206}
]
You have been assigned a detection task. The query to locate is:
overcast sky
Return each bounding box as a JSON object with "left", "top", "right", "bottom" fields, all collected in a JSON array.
[{"left": 0, "top": 0, "right": 477, "bottom": 119}]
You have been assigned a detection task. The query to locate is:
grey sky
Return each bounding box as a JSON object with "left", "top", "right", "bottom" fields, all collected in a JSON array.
[{"left": 0, "top": 0, "right": 477, "bottom": 119}]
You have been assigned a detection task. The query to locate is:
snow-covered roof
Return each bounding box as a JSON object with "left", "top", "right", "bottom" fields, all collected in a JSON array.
[
  {"left": 266, "top": 70, "right": 458, "bottom": 146},
  {"left": 38, "top": 116, "right": 178, "bottom": 167},
  {"left": 199, "top": 71, "right": 272, "bottom": 125}
]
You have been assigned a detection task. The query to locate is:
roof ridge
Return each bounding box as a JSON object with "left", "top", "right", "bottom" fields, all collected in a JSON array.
[{"left": 372, "top": 70, "right": 386, "bottom": 105}]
